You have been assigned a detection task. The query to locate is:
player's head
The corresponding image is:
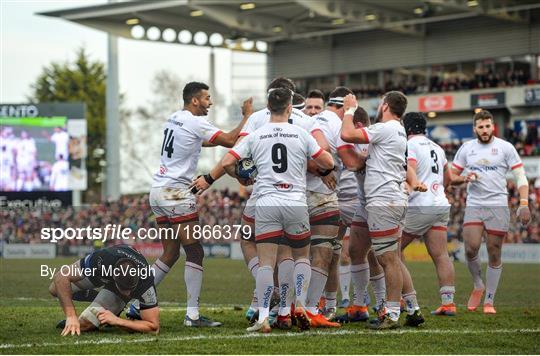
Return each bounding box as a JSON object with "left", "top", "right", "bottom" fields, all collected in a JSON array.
[
  {"left": 113, "top": 259, "right": 140, "bottom": 297},
  {"left": 473, "top": 109, "right": 495, "bottom": 144},
  {"left": 183, "top": 82, "right": 212, "bottom": 116},
  {"left": 267, "top": 77, "right": 296, "bottom": 93},
  {"left": 328, "top": 86, "right": 354, "bottom": 118},
  {"left": 353, "top": 107, "right": 371, "bottom": 128},
  {"left": 376, "top": 91, "right": 407, "bottom": 122},
  {"left": 304, "top": 89, "right": 325, "bottom": 117},
  {"left": 402, "top": 112, "right": 427, "bottom": 137},
  {"left": 267, "top": 87, "right": 293, "bottom": 117},
  {"left": 292, "top": 93, "right": 305, "bottom": 111}
]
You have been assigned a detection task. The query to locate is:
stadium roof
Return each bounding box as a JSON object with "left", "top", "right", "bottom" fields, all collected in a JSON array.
[{"left": 39, "top": 0, "right": 540, "bottom": 52}]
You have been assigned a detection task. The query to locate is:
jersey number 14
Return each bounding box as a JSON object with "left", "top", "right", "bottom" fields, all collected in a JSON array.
[{"left": 161, "top": 129, "right": 174, "bottom": 158}]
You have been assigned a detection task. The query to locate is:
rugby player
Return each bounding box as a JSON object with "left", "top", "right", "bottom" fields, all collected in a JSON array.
[
  {"left": 144, "top": 81, "right": 252, "bottom": 327},
  {"left": 222, "top": 87, "right": 334, "bottom": 333},
  {"left": 400, "top": 112, "right": 460, "bottom": 316},
  {"left": 452, "top": 109, "right": 531, "bottom": 314},
  {"left": 341, "top": 92, "right": 423, "bottom": 329},
  {"left": 335, "top": 107, "right": 386, "bottom": 324},
  {"left": 190, "top": 78, "right": 329, "bottom": 327},
  {"left": 303, "top": 89, "right": 325, "bottom": 117},
  {"left": 303, "top": 86, "right": 365, "bottom": 328},
  {"left": 49, "top": 245, "right": 159, "bottom": 336},
  {"left": 293, "top": 93, "right": 306, "bottom": 111}
]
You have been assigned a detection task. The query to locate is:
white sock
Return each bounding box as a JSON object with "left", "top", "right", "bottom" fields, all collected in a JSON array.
[
  {"left": 184, "top": 262, "right": 203, "bottom": 319},
  {"left": 485, "top": 264, "right": 502, "bottom": 305},
  {"left": 324, "top": 291, "right": 337, "bottom": 309},
  {"left": 294, "top": 258, "right": 311, "bottom": 307},
  {"left": 152, "top": 259, "right": 170, "bottom": 286},
  {"left": 440, "top": 286, "right": 455, "bottom": 305},
  {"left": 351, "top": 263, "right": 370, "bottom": 307},
  {"left": 278, "top": 258, "right": 295, "bottom": 316},
  {"left": 466, "top": 255, "right": 485, "bottom": 290},
  {"left": 402, "top": 290, "right": 419, "bottom": 315},
  {"left": 370, "top": 272, "right": 386, "bottom": 310},
  {"left": 249, "top": 289, "right": 258, "bottom": 310},
  {"left": 339, "top": 264, "right": 351, "bottom": 300},
  {"left": 256, "top": 265, "right": 274, "bottom": 321},
  {"left": 386, "top": 301, "right": 401, "bottom": 321},
  {"left": 247, "top": 256, "right": 259, "bottom": 280},
  {"left": 306, "top": 266, "right": 328, "bottom": 314}
]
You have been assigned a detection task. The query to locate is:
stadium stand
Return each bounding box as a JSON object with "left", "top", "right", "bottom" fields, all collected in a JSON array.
[{"left": 2, "top": 181, "right": 539, "bottom": 248}]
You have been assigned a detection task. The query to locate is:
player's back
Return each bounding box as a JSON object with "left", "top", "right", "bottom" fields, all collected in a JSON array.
[
  {"left": 407, "top": 135, "right": 449, "bottom": 209},
  {"left": 241, "top": 107, "right": 317, "bottom": 136},
  {"left": 364, "top": 119, "right": 407, "bottom": 204},
  {"left": 247, "top": 122, "right": 320, "bottom": 201},
  {"left": 152, "top": 110, "right": 220, "bottom": 189}
]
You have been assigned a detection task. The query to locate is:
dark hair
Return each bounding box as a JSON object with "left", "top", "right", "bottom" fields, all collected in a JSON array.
[
  {"left": 293, "top": 93, "right": 305, "bottom": 106},
  {"left": 402, "top": 112, "right": 427, "bottom": 135},
  {"left": 113, "top": 259, "right": 139, "bottom": 292},
  {"left": 328, "top": 86, "right": 353, "bottom": 107},
  {"left": 473, "top": 109, "right": 493, "bottom": 125},
  {"left": 353, "top": 107, "right": 370, "bottom": 127},
  {"left": 307, "top": 89, "right": 325, "bottom": 100},
  {"left": 267, "top": 77, "right": 296, "bottom": 92},
  {"left": 383, "top": 91, "right": 407, "bottom": 118},
  {"left": 183, "top": 82, "right": 209, "bottom": 104},
  {"left": 268, "top": 88, "right": 292, "bottom": 114}
]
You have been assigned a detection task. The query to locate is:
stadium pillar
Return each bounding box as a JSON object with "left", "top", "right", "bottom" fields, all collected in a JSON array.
[
  {"left": 105, "top": 0, "right": 121, "bottom": 201},
  {"left": 209, "top": 48, "right": 217, "bottom": 163}
]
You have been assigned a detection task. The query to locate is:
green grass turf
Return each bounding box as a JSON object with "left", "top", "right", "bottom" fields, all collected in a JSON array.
[{"left": 0, "top": 257, "right": 539, "bottom": 354}]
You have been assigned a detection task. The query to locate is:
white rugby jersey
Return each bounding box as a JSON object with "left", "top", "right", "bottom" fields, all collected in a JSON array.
[
  {"left": 17, "top": 138, "right": 37, "bottom": 162},
  {"left": 407, "top": 135, "right": 450, "bottom": 208},
  {"left": 452, "top": 137, "right": 522, "bottom": 207},
  {"left": 231, "top": 122, "right": 322, "bottom": 201},
  {"left": 240, "top": 108, "right": 319, "bottom": 136},
  {"left": 306, "top": 109, "right": 350, "bottom": 194},
  {"left": 354, "top": 144, "right": 369, "bottom": 205},
  {"left": 50, "top": 131, "right": 69, "bottom": 159},
  {"left": 238, "top": 107, "right": 321, "bottom": 198},
  {"left": 152, "top": 110, "right": 222, "bottom": 188},
  {"left": 50, "top": 159, "right": 69, "bottom": 191},
  {"left": 337, "top": 169, "right": 357, "bottom": 201},
  {"left": 361, "top": 119, "right": 408, "bottom": 204}
]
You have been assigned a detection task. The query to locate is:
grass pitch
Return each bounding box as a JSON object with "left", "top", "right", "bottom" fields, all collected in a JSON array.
[{"left": 0, "top": 257, "right": 539, "bottom": 354}]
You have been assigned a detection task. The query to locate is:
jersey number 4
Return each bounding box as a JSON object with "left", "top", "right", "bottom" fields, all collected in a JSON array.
[
  {"left": 161, "top": 129, "right": 174, "bottom": 158},
  {"left": 272, "top": 143, "right": 288, "bottom": 173},
  {"left": 430, "top": 149, "right": 439, "bottom": 174}
]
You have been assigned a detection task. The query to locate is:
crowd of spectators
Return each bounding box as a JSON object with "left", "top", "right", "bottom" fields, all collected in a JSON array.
[
  {"left": 1, "top": 180, "right": 539, "bottom": 247},
  {"left": 348, "top": 68, "right": 534, "bottom": 99}
]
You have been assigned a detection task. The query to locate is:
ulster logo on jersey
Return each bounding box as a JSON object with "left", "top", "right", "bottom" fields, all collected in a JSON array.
[
  {"left": 273, "top": 183, "right": 293, "bottom": 191},
  {"left": 491, "top": 148, "right": 498, "bottom": 155}
]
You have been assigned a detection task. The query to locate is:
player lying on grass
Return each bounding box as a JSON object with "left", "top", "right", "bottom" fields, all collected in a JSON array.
[{"left": 49, "top": 245, "right": 159, "bottom": 336}]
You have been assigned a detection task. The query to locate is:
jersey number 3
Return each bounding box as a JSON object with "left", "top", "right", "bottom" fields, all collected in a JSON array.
[
  {"left": 430, "top": 150, "right": 439, "bottom": 174},
  {"left": 272, "top": 143, "right": 288, "bottom": 173},
  {"left": 161, "top": 129, "right": 174, "bottom": 158}
]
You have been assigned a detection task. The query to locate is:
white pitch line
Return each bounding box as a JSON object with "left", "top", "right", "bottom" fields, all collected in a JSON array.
[{"left": 1, "top": 328, "right": 539, "bottom": 350}]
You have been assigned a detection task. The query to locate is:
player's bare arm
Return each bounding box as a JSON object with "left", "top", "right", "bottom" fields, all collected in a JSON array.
[
  {"left": 512, "top": 165, "right": 531, "bottom": 225},
  {"left": 97, "top": 307, "right": 159, "bottom": 334},
  {"left": 340, "top": 94, "right": 368, "bottom": 144},
  {"left": 190, "top": 98, "right": 254, "bottom": 193},
  {"left": 210, "top": 97, "right": 254, "bottom": 148},
  {"left": 339, "top": 146, "right": 366, "bottom": 172},
  {"left": 406, "top": 160, "right": 428, "bottom": 192},
  {"left": 50, "top": 263, "right": 85, "bottom": 336}
]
